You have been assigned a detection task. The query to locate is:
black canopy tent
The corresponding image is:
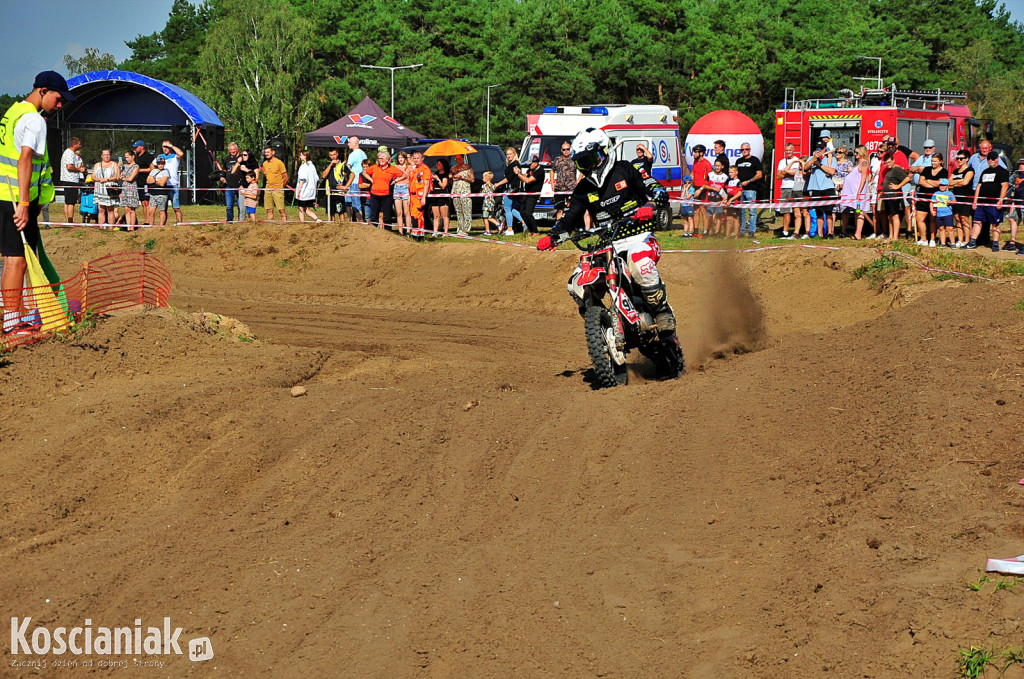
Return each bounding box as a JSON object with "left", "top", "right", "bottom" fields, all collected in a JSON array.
[
  {"left": 53, "top": 70, "right": 225, "bottom": 204},
  {"left": 305, "top": 96, "right": 422, "bottom": 150}
]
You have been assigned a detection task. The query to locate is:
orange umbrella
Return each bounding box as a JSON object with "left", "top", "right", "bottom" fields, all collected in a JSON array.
[{"left": 424, "top": 139, "right": 477, "bottom": 156}]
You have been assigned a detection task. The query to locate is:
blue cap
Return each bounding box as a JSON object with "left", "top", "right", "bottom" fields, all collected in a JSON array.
[
  {"left": 133, "top": 140, "right": 145, "bottom": 148},
  {"left": 683, "top": 175, "right": 693, "bottom": 182},
  {"left": 33, "top": 71, "right": 75, "bottom": 102},
  {"left": 939, "top": 178, "right": 949, "bottom": 185}
]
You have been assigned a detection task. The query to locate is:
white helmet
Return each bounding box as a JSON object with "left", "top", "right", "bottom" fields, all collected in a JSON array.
[{"left": 571, "top": 127, "right": 613, "bottom": 187}]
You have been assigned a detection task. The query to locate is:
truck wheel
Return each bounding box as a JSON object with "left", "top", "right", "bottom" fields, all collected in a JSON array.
[{"left": 656, "top": 206, "right": 673, "bottom": 231}]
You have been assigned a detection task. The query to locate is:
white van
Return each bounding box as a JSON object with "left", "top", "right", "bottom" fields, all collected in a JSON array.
[{"left": 520, "top": 104, "right": 683, "bottom": 229}]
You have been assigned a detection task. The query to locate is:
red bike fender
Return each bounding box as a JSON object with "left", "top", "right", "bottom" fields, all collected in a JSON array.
[{"left": 578, "top": 267, "right": 606, "bottom": 287}]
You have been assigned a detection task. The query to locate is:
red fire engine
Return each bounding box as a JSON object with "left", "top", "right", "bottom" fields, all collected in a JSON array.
[{"left": 772, "top": 86, "right": 995, "bottom": 197}]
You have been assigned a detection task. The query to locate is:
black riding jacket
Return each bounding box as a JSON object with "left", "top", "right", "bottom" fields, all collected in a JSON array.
[{"left": 552, "top": 160, "right": 669, "bottom": 241}]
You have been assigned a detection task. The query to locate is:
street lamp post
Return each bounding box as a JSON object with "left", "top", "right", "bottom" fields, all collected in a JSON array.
[
  {"left": 359, "top": 63, "right": 423, "bottom": 117},
  {"left": 486, "top": 83, "right": 504, "bottom": 145}
]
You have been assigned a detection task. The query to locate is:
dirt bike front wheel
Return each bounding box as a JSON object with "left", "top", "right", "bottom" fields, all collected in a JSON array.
[{"left": 584, "top": 306, "right": 628, "bottom": 388}]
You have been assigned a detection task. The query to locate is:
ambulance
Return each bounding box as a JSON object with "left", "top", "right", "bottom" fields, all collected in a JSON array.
[
  {"left": 772, "top": 85, "right": 1002, "bottom": 198},
  {"left": 520, "top": 104, "right": 683, "bottom": 229}
]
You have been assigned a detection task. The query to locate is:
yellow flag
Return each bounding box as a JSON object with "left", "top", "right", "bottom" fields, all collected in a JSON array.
[{"left": 21, "top": 232, "right": 68, "bottom": 333}]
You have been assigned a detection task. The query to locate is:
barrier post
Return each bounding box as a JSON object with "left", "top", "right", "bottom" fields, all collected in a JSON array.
[
  {"left": 139, "top": 252, "right": 147, "bottom": 304},
  {"left": 81, "top": 262, "right": 89, "bottom": 312}
]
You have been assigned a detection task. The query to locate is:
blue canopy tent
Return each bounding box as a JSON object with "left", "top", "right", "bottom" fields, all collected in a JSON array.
[{"left": 52, "top": 70, "right": 225, "bottom": 204}]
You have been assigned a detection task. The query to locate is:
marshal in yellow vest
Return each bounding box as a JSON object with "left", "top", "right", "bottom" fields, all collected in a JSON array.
[{"left": 0, "top": 100, "right": 54, "bottom": 204}]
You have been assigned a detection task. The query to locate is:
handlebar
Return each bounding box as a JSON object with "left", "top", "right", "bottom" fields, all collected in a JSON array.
[{"left": 568, "top": 226, "right": 613, "bottom": 251}]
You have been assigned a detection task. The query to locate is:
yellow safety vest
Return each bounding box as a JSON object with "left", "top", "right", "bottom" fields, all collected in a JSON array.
[{"left": 0, "top": 100, "right": 54, "bottom": 204}]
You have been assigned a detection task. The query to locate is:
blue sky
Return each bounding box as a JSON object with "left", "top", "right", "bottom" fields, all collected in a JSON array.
[
  {"left": 1, "top": 0, "right": 175, "bottom": 95},
  {"left": 3, "top": 0, "right": 1024, "bottom": 96}
]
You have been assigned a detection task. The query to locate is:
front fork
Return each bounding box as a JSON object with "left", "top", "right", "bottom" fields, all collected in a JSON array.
[{"left": 604, "top": 268, "right": 627, "bottom": 360}]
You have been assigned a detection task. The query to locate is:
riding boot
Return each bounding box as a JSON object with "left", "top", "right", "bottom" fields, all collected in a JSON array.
[{"left": 641, "top": 283, "right": 676, "bottom": 334}]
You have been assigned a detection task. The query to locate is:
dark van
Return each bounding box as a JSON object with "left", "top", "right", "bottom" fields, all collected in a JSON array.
[{"left": 399, "top": 141, "right": 507, "bottom": 215}]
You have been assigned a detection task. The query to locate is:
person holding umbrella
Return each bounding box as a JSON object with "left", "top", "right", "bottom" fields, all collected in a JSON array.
[{"left": 1, "top": 71, "right": 74, "bottom": 336}]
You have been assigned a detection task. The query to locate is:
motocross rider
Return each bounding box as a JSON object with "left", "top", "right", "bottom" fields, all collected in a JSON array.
[{"left": 537, "top": 128, "right": 678, "bottom": 341}]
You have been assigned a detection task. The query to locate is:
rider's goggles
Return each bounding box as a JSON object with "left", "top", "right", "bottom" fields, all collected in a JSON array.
[{"left": 574, "top": 148, "right": 606, "bottom": 173}]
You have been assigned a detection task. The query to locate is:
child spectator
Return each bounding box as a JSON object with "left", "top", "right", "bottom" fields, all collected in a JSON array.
[
  {"left": 703, "top": 159, "right": 728, "bottom": 236},
  {"left": 358, "top": 159, "right": 372, "bottom": 222},
  {"left": 724, "top": 165, "right": 743, "bottom": 238},
  {"left": 481, "top": 171, "right": 500, "bottom": 235},
  {"left": 931, "top": 178, "right": 956, "bottom": 247},
  {"left": 680, "top": 175, "right": 696, "bottom": 237},
  {"left": 242, "top": 171, "right": 259, "bottom": 223}
]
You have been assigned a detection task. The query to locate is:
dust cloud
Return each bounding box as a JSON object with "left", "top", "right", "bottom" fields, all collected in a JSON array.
[{"left": 688, "top": 254, "right": 766, "bottom": 368}]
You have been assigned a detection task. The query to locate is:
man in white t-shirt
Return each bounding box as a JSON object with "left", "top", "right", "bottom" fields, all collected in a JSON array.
[
  {"left": 775, "top": 142, "right": 803, "bottom": 237},
  {"left": 59, "top": 136, "right": 86, "bottom": 223},
  {"left": 344, "top": 136, "right": 367, "bottom": 221},
  {"left": 1, "top": 71, "right": 74, "bottom": 336},
  {"left": 156, "top": 140, "right": 184, "bottom": 224}
]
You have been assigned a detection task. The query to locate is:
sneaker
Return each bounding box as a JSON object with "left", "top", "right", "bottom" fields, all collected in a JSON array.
[
  {"left": 916, "top": 239, "right": 927, "bottom": 246},
  {"left": 782, "top": 231, "right": 789, "bottom": 238},
  {"left": 781, "top": 235, "right": 795, "bottom": 240},
  {"left": 964, "top": 242, "right": 978, "bottom": 250},
  {"left": 992, "top": 242, "right": 1000, "bottom": 252},
  {"left": 1, "top": 322, "right": 36, "bottom": 337},
  {"left": 928, "top": 240, "right": 936, "bottom": 247},
  {"left": 800, "top": 234, "right": 810, "bottom": 239},
  {"left": 1006, "top": 242, "right": 1018, "bottom": 252},
  {"left": 1017, "top": 247, "right": 1024, "bottom": 255},
  {"left": 955, "top": 241, "right": 964, "bottom": 248}
]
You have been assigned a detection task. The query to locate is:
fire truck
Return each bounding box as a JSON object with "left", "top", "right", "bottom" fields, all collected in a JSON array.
[{"left": 772, "top": 85, "right": 998, "bottom": 197}]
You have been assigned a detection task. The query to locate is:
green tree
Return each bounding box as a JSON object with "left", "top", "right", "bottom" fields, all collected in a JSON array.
[
  {"left": 120, "top": 0, "right": 214, "bottom": 88},
  {"left": 63, "top": 47, "right": 117, "bottom": 77},
  {"left": 196, "top": 0, "right": 326, "bottom": 155}
]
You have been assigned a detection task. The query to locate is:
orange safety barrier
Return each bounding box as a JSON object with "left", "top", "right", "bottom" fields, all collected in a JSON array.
[{"left": 1, "top": 251, "right": 171, "bottom": 352}]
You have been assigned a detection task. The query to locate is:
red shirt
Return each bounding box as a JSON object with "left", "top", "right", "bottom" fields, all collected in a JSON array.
[
  {"left": 366, "top": 164, "right": 405, "bottom": 196},
  {"left": 892, "top": 150, "right": 909, "bottom": 170},
  {"left": 692, "top": 157, "right": 713, "bottom": 187}
]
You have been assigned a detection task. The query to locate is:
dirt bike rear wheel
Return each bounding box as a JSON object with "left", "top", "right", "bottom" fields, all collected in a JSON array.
[{"left": 584, "top": 306, "right": 628, "bottom": 388}]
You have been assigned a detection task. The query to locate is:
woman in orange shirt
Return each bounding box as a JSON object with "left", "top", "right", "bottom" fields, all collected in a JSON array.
[{"left": 365, "top": 150, "right": 405, "bottom": 230}]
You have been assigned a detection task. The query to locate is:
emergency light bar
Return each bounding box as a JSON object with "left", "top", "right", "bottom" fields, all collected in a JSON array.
[{"left": 541, "top": 106, "right": 610, "bottom": 115}]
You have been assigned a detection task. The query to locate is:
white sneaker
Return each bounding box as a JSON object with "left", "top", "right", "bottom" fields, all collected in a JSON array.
[
  {"left": 867, "top": 233, "right": 877, "bottom": 240},
  {"left": 928, "top": 240, "right": 936, "bottom": 247},
  {"left": 782, "top": 231, "right": 789, "bottom": 238},
  {"left": 800, "top": 234, "right": 809, "bottom": 239},
  {"left": 916, "top": 239, "right": 927, "bottom": 246},
  {"left": 955, "top": 241, "right": 964, "bottom": 248}
]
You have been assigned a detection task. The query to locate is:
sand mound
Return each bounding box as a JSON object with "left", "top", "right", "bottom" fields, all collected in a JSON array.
[{"left": 5, "top": 226, "right": 1023, "bottom": 677}]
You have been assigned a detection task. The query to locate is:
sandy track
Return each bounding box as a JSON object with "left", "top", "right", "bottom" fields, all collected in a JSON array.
[{"left": 3, "top": 225, "right": 1024, "bottom": 677}]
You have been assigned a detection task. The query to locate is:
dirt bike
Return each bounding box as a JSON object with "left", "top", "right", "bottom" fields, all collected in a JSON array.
[{"left": 567, "top": 222, "right": 685, "bottom": 388}]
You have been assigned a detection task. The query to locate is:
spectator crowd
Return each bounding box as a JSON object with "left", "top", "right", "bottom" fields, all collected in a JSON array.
[
  {"left": 53, "top": 128, "right": 1022, "bottom": 253},
  {"left": 767, "top": 132, "right": 1019, "bottom": 252}
]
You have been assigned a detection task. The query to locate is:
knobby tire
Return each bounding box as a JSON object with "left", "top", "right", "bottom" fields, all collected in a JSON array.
[{"left": 584, "top": 305, "right": 628, "bottom": 388}]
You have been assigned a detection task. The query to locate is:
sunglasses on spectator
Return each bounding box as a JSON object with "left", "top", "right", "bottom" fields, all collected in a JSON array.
[{"left": 561, "top": 147, "right": 570, "bottom": 151}]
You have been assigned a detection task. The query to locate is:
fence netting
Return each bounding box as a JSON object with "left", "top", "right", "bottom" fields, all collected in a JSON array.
[{"left": 1, "top": 252, "right": 172, "bottom": 352}]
